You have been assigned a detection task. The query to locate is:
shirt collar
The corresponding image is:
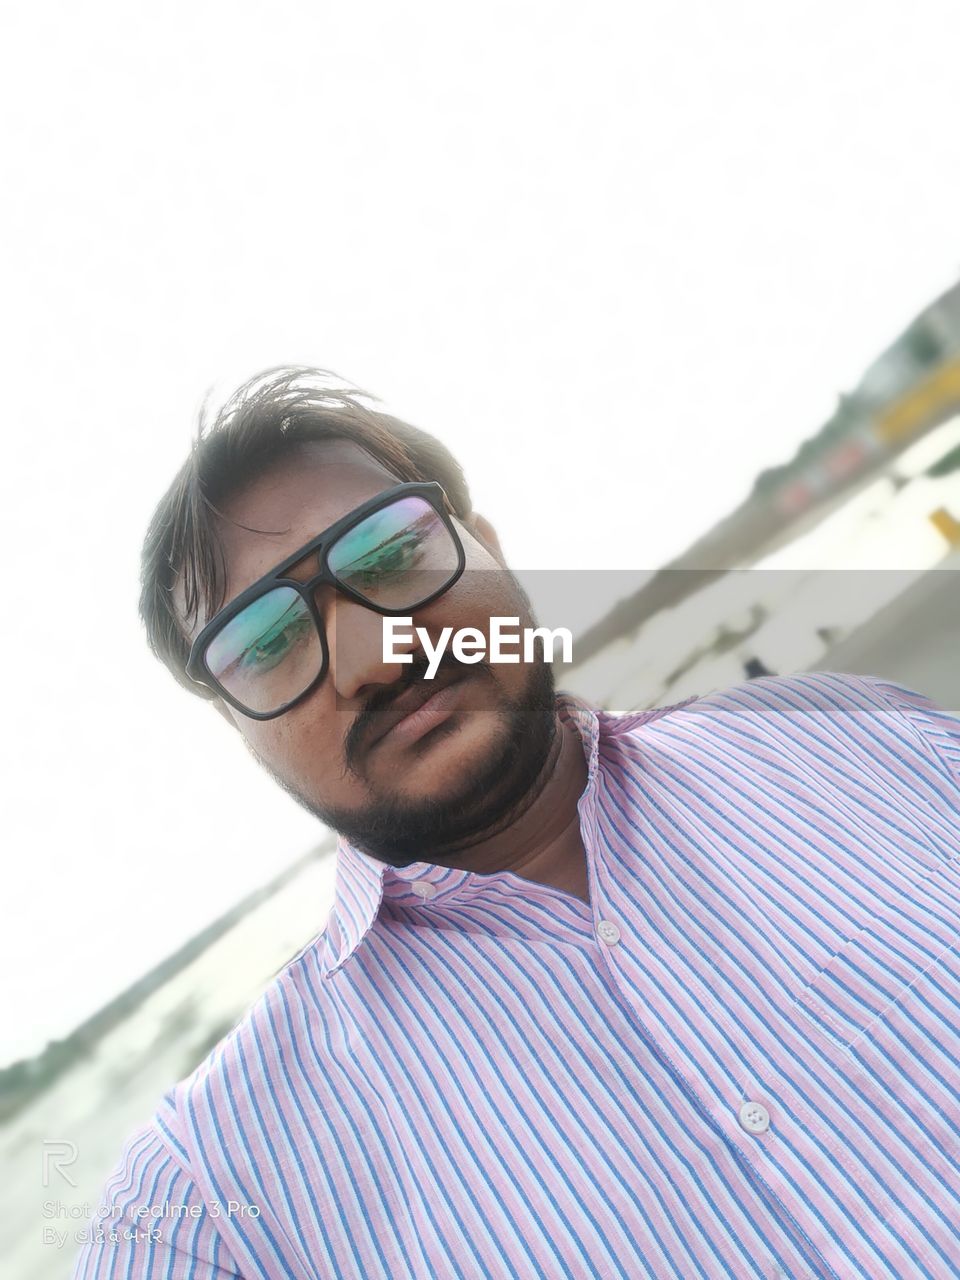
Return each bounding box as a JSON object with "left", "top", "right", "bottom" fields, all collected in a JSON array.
[{"left": 319, "top": 689, "right": 690, "bottom": 980}]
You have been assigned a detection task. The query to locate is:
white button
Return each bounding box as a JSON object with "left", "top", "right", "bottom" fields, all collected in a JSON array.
[
  {"left": 411, "top": 880, "right": 436, "bottom": 900},
  {"left": 738, "top": 1100, "right": 770, "bottom": 1134},
  {"left": 597, "top": 920, "right": 621, "bottom": 945}
]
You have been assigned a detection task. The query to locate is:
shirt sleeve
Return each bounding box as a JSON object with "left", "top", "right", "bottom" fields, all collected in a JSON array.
[
  {"left": 855, "top": 674, "right": 960, "bottom": 797},
  {"left": 68, "top": 1121, "right": 242, "bottom": 1280}
]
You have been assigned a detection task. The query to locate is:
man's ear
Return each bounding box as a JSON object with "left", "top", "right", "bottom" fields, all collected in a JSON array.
[{"left": 464, "top": 511, "right": 507, "bottom": 567}]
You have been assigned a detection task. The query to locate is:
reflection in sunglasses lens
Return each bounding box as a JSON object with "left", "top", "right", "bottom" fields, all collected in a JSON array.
[
  {"left": 205, "top": 586, "right": 322, "bottom": 714},
  {"left": 328, "top": 496, "right": 459, "bottom": 609}
]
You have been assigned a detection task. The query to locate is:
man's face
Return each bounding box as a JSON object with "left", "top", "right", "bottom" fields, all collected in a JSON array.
[{"left": 176, "top": 438, "right": 558, "bottom": 866}]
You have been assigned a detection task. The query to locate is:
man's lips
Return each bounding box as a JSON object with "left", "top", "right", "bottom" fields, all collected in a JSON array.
[{"left": 364, "top": 665, "right": 469, "bottom": 754}]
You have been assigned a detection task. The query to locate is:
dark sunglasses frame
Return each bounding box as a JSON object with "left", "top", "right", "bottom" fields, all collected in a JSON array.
[{"left": 185, "top": 480, "right": 466, "bottom": 720}]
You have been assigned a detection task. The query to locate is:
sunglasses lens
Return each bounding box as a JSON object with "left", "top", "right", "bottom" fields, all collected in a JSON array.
[
  {"left": 328, "top": 495, "right": 460, "bottom": 608},
  {"left": 204, "top": 585, "right": 322, "bottom": 715}
]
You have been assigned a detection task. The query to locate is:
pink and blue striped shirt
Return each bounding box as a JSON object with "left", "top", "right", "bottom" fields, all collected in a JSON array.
[{"left": 72, "top": 671, "right": 960, "bottom": 1279}]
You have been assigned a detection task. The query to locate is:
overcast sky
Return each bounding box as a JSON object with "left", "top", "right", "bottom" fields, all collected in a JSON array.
[{"left": 3, "top": 0, "right": 960, "bottom": 1064}]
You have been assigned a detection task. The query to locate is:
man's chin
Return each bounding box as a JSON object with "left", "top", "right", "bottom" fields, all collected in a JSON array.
[{"left": 322, "top": 662, "right": 559, "bottom": 865}]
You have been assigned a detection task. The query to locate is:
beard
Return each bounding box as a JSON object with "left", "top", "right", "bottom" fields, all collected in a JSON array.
[{"left": 269, "top": 655, "right": 560, "bottom": 867}]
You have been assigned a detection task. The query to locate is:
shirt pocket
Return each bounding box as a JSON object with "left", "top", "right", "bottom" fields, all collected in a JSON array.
[{"left": 792, "top": 905, "right": 960, "bottom": 1159}]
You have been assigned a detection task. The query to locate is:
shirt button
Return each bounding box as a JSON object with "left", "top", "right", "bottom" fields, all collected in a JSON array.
[
  {"left": 597, "top": 920, "right": 621, "bottom": 945},
  {"left": 411, "top": 880, "right": 437, "bottom": 900},
  {"left": 738, "top": 1100, "right": 771, "bottom": 1134}
]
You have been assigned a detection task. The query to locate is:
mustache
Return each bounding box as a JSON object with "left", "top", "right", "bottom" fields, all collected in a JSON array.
[{"left": 342, "top": 650, "right": 489, "bottom": 771}]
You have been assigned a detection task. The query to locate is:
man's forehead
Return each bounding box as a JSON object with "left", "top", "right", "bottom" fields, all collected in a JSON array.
[{"left": 176, "top": 438, "right": 402, "bottom": 636}]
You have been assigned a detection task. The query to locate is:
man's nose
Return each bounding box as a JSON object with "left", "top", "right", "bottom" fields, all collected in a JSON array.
[{"left": 322, "top": 592, "right": 417, "bottom": 701}]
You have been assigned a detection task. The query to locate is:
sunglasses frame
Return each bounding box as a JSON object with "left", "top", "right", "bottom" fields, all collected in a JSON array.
[{"left": 185, "top": 480, "right": 466, "bottom": 720}]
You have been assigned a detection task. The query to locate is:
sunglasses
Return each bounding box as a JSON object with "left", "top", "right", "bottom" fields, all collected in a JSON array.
[{"left": 185, "top": 481, "right": 466, "bottom": 720}]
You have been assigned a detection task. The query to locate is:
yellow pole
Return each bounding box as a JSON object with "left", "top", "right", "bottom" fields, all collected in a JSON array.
[{"left": 929, "top": 507, "right": 960, "bottom": 546}]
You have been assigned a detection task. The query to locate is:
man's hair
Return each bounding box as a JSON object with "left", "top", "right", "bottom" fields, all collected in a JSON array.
[{"left": 139, "top": 365, "right": 473, "bottom": 703}]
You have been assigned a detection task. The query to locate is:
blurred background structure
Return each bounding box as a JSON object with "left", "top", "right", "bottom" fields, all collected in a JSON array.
[
  {"left": 5, "top": 278, "right": 960, "bottom": 1279},
  {"left": 573, "top": 278, "right": 960, "bottom": 675},
  {"left": 567, "top": 277, "right": 960, "bottom": 711}
]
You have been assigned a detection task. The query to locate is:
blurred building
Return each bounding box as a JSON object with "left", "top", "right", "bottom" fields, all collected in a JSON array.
[{"left": 573, "top": 278, "right": 960, "bottom": 670}]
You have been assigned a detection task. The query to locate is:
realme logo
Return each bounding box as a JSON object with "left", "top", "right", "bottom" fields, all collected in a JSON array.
[{"left": 383, "top": 616, "right": 574, "bottom": 679}]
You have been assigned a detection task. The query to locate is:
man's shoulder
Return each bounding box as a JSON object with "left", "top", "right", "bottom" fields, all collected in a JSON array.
[
  {"left": 599, "top": 669, "right": 957, "bottom": 763},
  {"left": 600, "top": 670, "right": 879, "bottom": 738},
  {"left": 75, "top": 931, "right": 333, "bottom": 1280},
  {"left": 155, "top": 931, "right": 331, "bottom": 1157},
  {"left": 602, "top": 670, "right": 959, "bottom": 794},
  {"left": 689, "top": 669, "right": 885, "bottom": 723},
  {"left": 693, "top": 669, "right": 958, "bottom": 766}
]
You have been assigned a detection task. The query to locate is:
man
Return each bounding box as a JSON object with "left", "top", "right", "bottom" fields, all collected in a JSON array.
[{"left": 74, "top": 367, "right": 960, "bottom": 1279}]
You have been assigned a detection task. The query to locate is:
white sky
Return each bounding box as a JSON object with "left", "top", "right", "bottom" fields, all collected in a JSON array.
[{"left": 3, "top": 0, "right": 960, "bottom": 1064}]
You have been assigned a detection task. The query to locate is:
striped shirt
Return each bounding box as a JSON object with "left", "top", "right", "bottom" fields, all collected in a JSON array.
[{"left": 71, "top": 670, "right": 960, "bottom": 1280}]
